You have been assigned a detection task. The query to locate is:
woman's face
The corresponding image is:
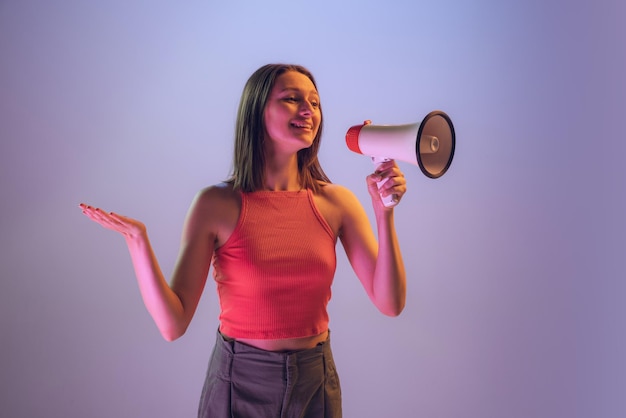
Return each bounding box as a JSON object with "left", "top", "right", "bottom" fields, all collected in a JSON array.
[{"left": 263, "top": 70, "right": 321, "bottom": 154}]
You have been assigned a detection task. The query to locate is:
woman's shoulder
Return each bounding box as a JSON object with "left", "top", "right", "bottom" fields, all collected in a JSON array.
[
  {"left": 191, "top": 182, "right": 241, "bottom": 217},
  {"left": 195, "top": 182, "right": 239, "bottom": 201},
  {"left": 314, "top": 182, "right": 366, "bottom": 237},
  {"left": 315, "top": 182, "right": 365, "bottom": 220},
  {"left": 190, "top": 182, "right": 241, "bottom": 245},
  {"left": 317, "top": 182, "right": 360, "bottom": 206}
]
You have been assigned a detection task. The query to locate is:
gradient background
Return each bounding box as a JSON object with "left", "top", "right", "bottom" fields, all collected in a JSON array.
[{"left": 1, "top": 1, "right": 625, "bottom": 417}]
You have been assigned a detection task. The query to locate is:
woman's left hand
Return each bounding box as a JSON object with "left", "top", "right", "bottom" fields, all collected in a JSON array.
[{"left": 366, "top": 159, "right": 407, "bottom": 208}]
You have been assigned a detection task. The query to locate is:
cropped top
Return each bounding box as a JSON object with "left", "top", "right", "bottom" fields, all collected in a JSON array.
[{"left": 212, "top": 189, "right": 337, "bottom": 339}]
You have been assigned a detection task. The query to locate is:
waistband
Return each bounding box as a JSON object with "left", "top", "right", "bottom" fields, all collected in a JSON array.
[{"left": 214, "top": 329, "right": 333, "bottom": 365}]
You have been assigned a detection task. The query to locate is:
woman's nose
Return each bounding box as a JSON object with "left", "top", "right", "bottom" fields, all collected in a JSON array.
[{"left": 299, "top": 101, "right": 313, "bottom": 115}]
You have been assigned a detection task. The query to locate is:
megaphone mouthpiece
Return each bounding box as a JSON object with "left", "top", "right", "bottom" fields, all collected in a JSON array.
[
  {"left": 346, "top": 124, "right": 364, "bottom": 154},
  {"left": 346, "top": 120, "right": 373, "bottom": 155}
]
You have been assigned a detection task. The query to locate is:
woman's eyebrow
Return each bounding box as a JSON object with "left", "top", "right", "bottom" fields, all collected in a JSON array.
[{"left": 280, "top": 87, "right": 319, "bottom": 95}]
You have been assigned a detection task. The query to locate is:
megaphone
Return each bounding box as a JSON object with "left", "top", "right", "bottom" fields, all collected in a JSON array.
[{"left": 346, "top": 110, "right": 455, "bottom": 207}]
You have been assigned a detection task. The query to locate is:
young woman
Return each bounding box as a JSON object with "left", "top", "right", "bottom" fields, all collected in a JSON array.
[{"left": 80, "top": 63, "right": 407, "bottom": 417}]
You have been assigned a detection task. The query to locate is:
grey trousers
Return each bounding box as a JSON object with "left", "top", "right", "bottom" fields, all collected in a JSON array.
[{"left": 198, "top": 331, "right": 342, "bottom": 418}]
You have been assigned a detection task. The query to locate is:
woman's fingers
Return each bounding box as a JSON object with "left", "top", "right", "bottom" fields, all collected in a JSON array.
[
  {"left": 81, "top": 204, "right": 119, "bottom": 229},
  {"left": 79, "top": 203, "right": 146, "bottom": 237},
  {"left": 367, "top": 161, "right": 407, "bottom": 202}
]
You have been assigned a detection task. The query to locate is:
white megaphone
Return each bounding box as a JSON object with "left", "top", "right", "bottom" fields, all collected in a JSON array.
[{"left": 346, "top": 110, "right": 456, "bottom": 207}]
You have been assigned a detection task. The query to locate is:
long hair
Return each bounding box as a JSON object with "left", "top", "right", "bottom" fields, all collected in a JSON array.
[{"left": 227, "top": 63, "right": 331, "bottom": 192}]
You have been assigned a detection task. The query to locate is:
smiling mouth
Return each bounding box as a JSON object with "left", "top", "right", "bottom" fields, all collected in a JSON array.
[{"left": 291, "top": 122, "right": 313, "bottom": 129}]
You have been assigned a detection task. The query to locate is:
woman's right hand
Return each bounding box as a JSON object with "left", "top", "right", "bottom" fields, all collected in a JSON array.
[
  {"left": 78, "top": 190, "right": 219, "bottom": 341},
  {"left": 79, "top": 203, "right": 146, "bottom": 240}
]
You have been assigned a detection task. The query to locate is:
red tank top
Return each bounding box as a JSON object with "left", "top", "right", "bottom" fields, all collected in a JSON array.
[{"left": 212, "top": 189, "right": 337, "bottom": 339}]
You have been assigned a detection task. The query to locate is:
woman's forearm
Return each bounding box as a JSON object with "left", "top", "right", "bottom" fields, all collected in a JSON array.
[
  {"left": 372, "top": 209, "right": 407, "bottom": 316},
  {"left": 125, "top": 233, "right": 187, "bottom": 341}
]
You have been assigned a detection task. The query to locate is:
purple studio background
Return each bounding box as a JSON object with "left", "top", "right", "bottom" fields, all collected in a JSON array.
[{"left": 1, "top": 1, "right": 625, "bottom": 417}]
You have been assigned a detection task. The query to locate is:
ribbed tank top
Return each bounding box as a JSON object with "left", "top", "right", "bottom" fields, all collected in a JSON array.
[{"left": 212, "top": 189, "right": 337, "bottom": 339}]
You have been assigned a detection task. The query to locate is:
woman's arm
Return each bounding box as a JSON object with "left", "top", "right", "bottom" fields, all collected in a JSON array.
[
  {"left": 79, "top": 188, "right": 218, "bottom": 341},
  {"left": 337, "top": 159, "right": 407, "bottom": 316}
]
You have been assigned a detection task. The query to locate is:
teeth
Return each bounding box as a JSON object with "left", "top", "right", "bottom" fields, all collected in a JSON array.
[{"left": 291, "top": 122, "right": 312, "bottom": 128}]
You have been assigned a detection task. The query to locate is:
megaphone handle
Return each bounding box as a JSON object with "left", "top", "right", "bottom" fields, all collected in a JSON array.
[{"left": 371, "top": 156, "right": 399, "bottom": 208}]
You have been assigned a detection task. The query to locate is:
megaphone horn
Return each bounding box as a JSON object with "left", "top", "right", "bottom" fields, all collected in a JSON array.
[{"left": 346, "top": 110, "right": 455, "bottom": 207}]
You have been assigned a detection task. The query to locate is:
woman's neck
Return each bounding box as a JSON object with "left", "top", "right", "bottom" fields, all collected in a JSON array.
[{"left": 263, "top": 154, "right": 301, "bottom": 191}]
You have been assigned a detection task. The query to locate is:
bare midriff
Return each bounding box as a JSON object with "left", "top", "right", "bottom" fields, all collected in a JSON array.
[{"left": 226, "top": 330, "right": 329, "bottom": 352}]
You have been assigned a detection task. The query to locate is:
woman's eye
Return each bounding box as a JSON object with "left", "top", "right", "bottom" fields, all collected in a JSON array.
[{"left": 283, "top": 97, "right": 319, "bottom": 108}]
